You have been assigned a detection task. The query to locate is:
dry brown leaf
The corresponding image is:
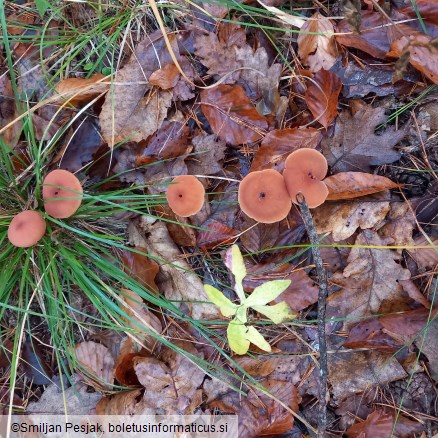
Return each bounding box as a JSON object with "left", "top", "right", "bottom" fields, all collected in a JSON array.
[
  {"left": 235, "top": 356, "right": 279, "bottom": 377},
  {"left": 324, "top": 172, "right": 400, "bottom": 200},
  {"left": 326, "top": 230, "right": 411, "bottom": 331},
  {"left": 305, "top": 69, "right": 342, "bottom": 129},
  {"left": 0, "top": 75, "right": 21, "bottom": 147},
  {"left": 346, "top": 410, "right": 393, "bottom": 437},
  {"left": 319, "top": 233, "right": 352, "bottom": 273},
  {"left": 379, "top": 202, "right": 416, "bottom": 247},
  {"left": 121, "top": 247, "right": 159, "bottom": 292},
  {"left": 120, "top": 288, "right": 162, "bottom": 350},
  {"left": 321, "top": 101, "right": 406, "bottom": 173},
  {"left": 129, "top": 217, "right": 221, "bottom": 320},
  {"left": 209, "top": 379, "right": 301, "bottom": 437},
  {"left": 149, "top": 63, "right": 180, "bottom": 89},
  {"left": 408, "top": 235, "right": 438, "bottom": 269},
  {"left": 96, "top": 389, "right": 142, "bottom": 415},
  {"left": 99, "top": 30, "right": 178, "bottom": 146},
  {"left": 54, "top": 73, "right": 109, "bottom": 106},
  {"left": 297, "top": 13, "right": 338, "bottom": 72},
  {"left": 75, "top": 341, "right": 115, "bottom": 388},
  {"left": 329, "top": 351, "right": 407, "bottom": 401},
  {"left": 387, "top": 34, "right": 438, "bottom": 84},
  {"left": 250, "top": 128, "right": 321, "bottom": 172},
  {"left": 186, "top": 132, "right": 227, "bottom": 175},
  {"left": 314, "top": 193, "right": 390, "bottom": 241},
  {"left": 201, "top": 85, "right": 268, "bottom": 145}
]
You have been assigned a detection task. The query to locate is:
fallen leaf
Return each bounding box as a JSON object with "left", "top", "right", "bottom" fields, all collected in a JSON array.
[
  {"left": 186, "top": 132, "right": 227, "bottom": 175},
  {"left": 99, "top": 30, "right": 178, "bottom": 146},
  {"left": 347, "top": 410, "right": 393, "bottom": 437},
  {"left": 210, "top": 379, "right": 301, "bottom": 437},
  {"left": 121, "top": 247, "right": 159, "bottom": 292},
  {"left": 54, "top": 73, "right": 109, "bottom": 106},
  {"left": 329, "top": 351, "right": 407, "bottom": 401},
  {"left": 235, "top": 356, "right": 279, "bottom": 377},
  {"left": 314, "top": 193, "right": 390, "bottom": 241},
  {"left": 408, "top": 235, "right": 438, "bottom": 269},
  {"left": 201, "top": 84, "right": 268, "bottom": 145},
  {"left": 387, "top": 34, "right": 438, "bottom": 84},
  {"left": 378, "top": 202, "right": 416, "bottom": 247},
  {"left": 250, "top": 128, "right": 321, "bottom": 171},
  {"left": 324, "top": 172, "right": 399, "bottom": 200},
  {"left": 28, "top": 375, "right": 102, "bottom": 415},
  {"left": 321, "top": 101, "right": 406, "bottom": 172},
  {"left": 120, "top": 288, "right": 162, "bottom": 350},
  {"left": 21, "top": 336, "right": 52, "bottom": 385},
  {"left": 326, "top": 230, "right": 411, "bottom": 330},
  {"left": 96, "top": 389, "right": 142, "bottom": 415},
  {"left": 319, "top": 233, "right": 352, "bottom": 272},
  {"left": 305, "top": 69, "right": 342, "bottom": 129},
  {"left": 135, "top": 121, "right": 191, "bottom": 166},
  {"left": 129, "top": 217, "right": 221, "bottom": 320},
  {"left": 155, "top": 205, "right": 197, "bottom": 247},
  {"left": 297, "top": 13, "right": 338, "bottom": 72},
  {"left": 75, "top": 341, "right": 115, "bottom": 389},
  {"left": 149, "top": 63, "right": 180, "bottom": 89},
  {"left": 194, "top": 23, "right": 246, "bottom": 82},
  {"left": 257, "top": 0, "right": 305, "bottom": 28},
  {"left": 0, "top": 75, "right": 21, "bottom": 147},
  {"left": 336, "top": 11, "right": 419, "bottom": 59}
]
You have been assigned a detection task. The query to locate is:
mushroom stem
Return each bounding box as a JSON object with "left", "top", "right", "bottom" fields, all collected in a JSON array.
[{"left": 296, "top": 192, "right": 328, "bottom": 438}]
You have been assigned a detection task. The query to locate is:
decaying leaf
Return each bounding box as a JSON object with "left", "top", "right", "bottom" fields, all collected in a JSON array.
[
  {"left": 75, "top": 341, "right": 115, "bottom": 388},
  {"left": 408, "top": 234, "right": 438, "bottom": 269},
  {"left": 187, "top": 132, "right": 227, "bottom": 175},
  {"left": 54, "top": 73, "right": 109, "bottom": 106},
  {"left": 251, "top": 128, "right": 321, "bottom": 171},
  {"left": 346, "top": 410, "right": 393, "bottom": 437},
  {"left": 99, "top": 30, "right": 179, "bottom": 146},
  {"left": 201, "top": 85, "right": 268, "bottom": 145},
  {"left": 297, "top": 13, "right": 338, "bottom": 72},
  {"left": 149, "top": 64, "right": 180, "bottom": 89},
  {"left": 305, "top": 69, "right": 342, "bottom": 129},
  {"left": 326, "top": 230, "right": 411, "bottom": 331},
  {"left": 324, "top": 172, "right": 399, "bottom": 200},
  {"left": 321, "top": 101, "right": 406, "bottom": 173},
  {"left": 314, "top": 193, "right": 390, "bottom": 241},
  {"left": 129, "top": 217, "right": 221, "bottom": 320},
  {"left": 379, "top": 202, "right": 416, "bottom": 247},
  {"left": 329, "top": 350, "right": 407, "bottom": 401},
  {"left": 121, "top": 247, "right": 159, "bottom": 292},
  {"left": 210, "top": 379, "right": 301, "bottom": 437}
]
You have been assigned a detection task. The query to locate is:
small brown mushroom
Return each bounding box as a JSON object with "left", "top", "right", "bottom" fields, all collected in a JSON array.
[
  {"left": 283, "top": 148, "right": 329, "bottom": 208},
  {"left": 166, "top": 175, "right": 205, "bottom": 217},
  {"left": 238, "top": 169, "right": 291, "bottom": 223},
  {"left": 8, "top": 210, "right": 46, "bottom": 247},
  {"left": 43, "top": 169, "right": 83, "bottom": 219}
]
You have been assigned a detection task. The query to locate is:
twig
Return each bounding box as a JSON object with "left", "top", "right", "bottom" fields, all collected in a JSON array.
[{"left": 296, "top": 193, "right": 329, "bottom": 438}]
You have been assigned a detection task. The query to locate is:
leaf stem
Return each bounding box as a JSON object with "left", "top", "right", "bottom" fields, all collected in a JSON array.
[{"left": 296, "top": 193, "right": 328, "bottom": 438}]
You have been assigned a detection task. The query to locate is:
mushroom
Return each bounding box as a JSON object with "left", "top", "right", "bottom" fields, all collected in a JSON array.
[
  {"left": 283, "top": 148, "right": 329, "bottom": 208},
  {"left": 43, "top": 169, "right": 83, "bottom": 219},
  {"left": 8, "top": 210, "right": 46, "bottom": 247},
  {"left": 238, "top": 169, "right": 291, "bottom": 223},
  {"left": 166, "top": 175, "right": 205, "bottom": 217}
]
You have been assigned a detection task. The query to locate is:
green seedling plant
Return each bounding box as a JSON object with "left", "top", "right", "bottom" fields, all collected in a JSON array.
[{"left": 204, "top": 245, "right": 296, "bottom": 355}]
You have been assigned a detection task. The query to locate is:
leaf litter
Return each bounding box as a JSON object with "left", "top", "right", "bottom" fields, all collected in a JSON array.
[{"left": 3, "top": 1, "right": 438, "bottom": 436}]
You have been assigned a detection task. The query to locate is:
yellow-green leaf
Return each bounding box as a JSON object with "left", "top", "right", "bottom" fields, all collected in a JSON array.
[
  {"left": 235, "top": 305, "right": 248, "bottom": 324},
  {"left": 252, "top": 302, "right": 296, "bottom": 324},
  {"left": 244, "top": 326, "right": 271, "bottom": 352},
  {"left": 204, "top": 285, "right": 237, "bottom": 318},
  {"left": 227, "top": 321, "right": 250, "bottom": 355},
  {"left": 244, "top": 280, "right": 291, "bottom": 307},
  {"left": 226, "top": 245, "right": 246, "bottom": 302}
]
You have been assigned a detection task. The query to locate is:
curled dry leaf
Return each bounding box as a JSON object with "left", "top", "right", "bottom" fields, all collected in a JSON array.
[
  {"left": 149, "top": 63, "right": 180, "bottom": 89},
  {"left": 121, "top": 247, "right": 159, "bottom": 293},
  {"left": 387, "top": 34, "right": 438, "bottom": 84},
  {"left": 201, "top": 85, "right": 268, "bottom": 145},
  {"left": 347, "top": 410, "right": 393, "bottom": 437},
  {"left": 321, "top": 101, "right": 406, "bottom": 173},
  {"left": 314, "top": 192, "right": 390, "bottom": 241},
  {"left": 75, "top": 341, "right": 115, "bottom": 388},
  {"left": 305, "top": 69, "right": 342, "bottom": 129},
  {"left": 250, "top": 127, "right": 321, "bottom": 172},
  {"left": 54, "top": 73, "right": 109, "bottom": 106},
  {"left": 297, "top": 13, "right": 338, "bottom": 72},
  {"left": 324, "top": 172, "right": 399, "bottom": 200},
  {"left": 326, "top": 230, "right": 411, "bottom": 331}
]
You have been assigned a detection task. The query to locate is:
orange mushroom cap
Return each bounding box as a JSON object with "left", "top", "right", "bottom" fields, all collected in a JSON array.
[
  {"left": 43, "top": 169, "right": 83, "bottom": 219},
  {"left": 238, "top": 169, "right": 292, "bottom": 223},
  {"left": 8, "top": 210, "right": 46, "bottom": 247},
  {"left": 283, "top": 148, "right": 329, "bottom": 208},
  {"left": 166, "top": 175, "right": 205, "bottom": 217}
]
